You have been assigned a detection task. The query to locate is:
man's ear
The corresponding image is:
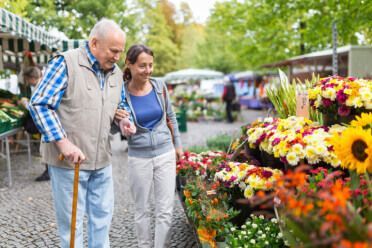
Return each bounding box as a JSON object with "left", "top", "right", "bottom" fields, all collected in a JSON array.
[{"left": 89, "top": 38, "right": 98, "bottom": 51}]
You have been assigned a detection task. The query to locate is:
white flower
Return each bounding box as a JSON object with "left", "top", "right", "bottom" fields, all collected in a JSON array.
[
  {"left": 261, "top": 234, "right": 266, "bottom": 239},
  {"left": 241, "top": 231, "right": 247, "bottom": 235},
  {"left": 278, "top": 232, "right": 283, "bottom": 238},
  {"left": 241, "top": 224, "right": 246, "bottom": 229},
  {"left": 271, "top": 218, "right": 278, "bottom": 223},
  {"left": 230, "top": 227, "right": 236, "bottom": 232},
  {"left": 265, "top": 241, "right": 269, "bottom": 245},
  {"left": 250, "top": 239, "right": 256, "bottom": 244},
  {"left": 252, "top": 223, "right": 258, "bottom": 229},
  {"left": 259, "top": 215, "right": 264, "bottom": 219},
  {"left": 258, "top": 230, "right": 263, "bottom": 235}
]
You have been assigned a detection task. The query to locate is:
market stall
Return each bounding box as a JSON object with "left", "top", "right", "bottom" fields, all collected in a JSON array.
[
  {"left": 0, "top": 8, "right": 84, "bottom": 186},
  {"left": 176, "top": 74, "right": 372, "bottom": 247}
]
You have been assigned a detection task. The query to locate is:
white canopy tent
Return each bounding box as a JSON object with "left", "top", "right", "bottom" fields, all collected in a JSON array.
[
  {"left": 0, "top": 8, "right": 85, "bottom": 70},
  {"left": 164, "top": 68, "right": 224, "bottom": 84}
]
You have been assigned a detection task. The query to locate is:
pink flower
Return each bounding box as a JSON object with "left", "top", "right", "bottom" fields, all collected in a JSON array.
[
  {"left": 322, "top": 98, "right": 333, "bottom": 107},
  {"left": 337, "top": 105, "right": 351, "bottom": 116},
  {"left": 261, "top": 170, "right": 273, "bottom": 179},
  {"left": 272, "top": 138, "right": 281, "bottom": 146},
  {"left": 336, "top": 90, "right": 347, "bottom": 104}
]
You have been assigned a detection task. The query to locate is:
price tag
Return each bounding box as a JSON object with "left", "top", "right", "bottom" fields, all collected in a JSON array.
[
  {"left": 296, "top": 91, "right": 309, "bottom": 118},
  {"left": 206, "top": 190, "right": 217, "bottom": 196}
]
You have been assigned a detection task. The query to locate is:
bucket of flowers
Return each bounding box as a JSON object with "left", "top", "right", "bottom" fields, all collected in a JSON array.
[
  {"left": 308, "top": 76, "right": 372, "bottom": 126},
  {"left": 183, "top": 177, "right": 239, "bottom": 248}
]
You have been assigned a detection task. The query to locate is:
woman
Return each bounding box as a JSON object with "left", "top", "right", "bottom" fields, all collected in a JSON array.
[{"left": 116, "top": 44, "right": 183, "bottom": 248}]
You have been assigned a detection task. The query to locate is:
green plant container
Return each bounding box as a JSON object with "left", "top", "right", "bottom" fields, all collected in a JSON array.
[
  {"left": 0, "top": 119, "right": 11, "bottom": 133},
  {"left": 176, "top": 109, "right": 187, "bottom": 132}
]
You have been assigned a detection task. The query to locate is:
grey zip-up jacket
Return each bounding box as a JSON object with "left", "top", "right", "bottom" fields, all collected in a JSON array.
[{"left": 125, "top": 78, "right": 182, "bottom": 158}]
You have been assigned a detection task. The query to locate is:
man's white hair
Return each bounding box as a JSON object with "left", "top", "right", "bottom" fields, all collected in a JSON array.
[{"left": 89, "top": 18, "right": 125, "bottom": 40}]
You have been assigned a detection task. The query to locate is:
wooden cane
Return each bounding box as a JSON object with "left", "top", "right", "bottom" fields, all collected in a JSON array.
[{"left": 58, "top": 154, "right": 80, "bottom": 248}]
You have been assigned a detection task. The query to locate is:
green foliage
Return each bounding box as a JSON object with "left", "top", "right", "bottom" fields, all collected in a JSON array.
[
  {"left": 206, "top": 134, "right": 233, "bottom": 152},
  {"left": 197, "top": 0, "right": 372, "bottom": 70},
  {"left": 266, "top": 69, "right": 322, "bottom": 122},
  {"left": 4, "top": 0, "right": 372, "bottom": 74},
  {"left": 187, "top": 146, "right": 210, "bottom": 154},
  {"left": 1, "top": 0, "right": 29, "bottom": 16}
]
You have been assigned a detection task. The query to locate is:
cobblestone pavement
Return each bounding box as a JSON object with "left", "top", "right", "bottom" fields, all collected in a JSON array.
[{"left": 0, "top": 109, "right": 265, "bottom": 247}]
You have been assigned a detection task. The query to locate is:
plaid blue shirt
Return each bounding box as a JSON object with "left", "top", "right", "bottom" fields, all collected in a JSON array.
[{"left": 29, "top": 42, "right": 131, "bottom": 142}]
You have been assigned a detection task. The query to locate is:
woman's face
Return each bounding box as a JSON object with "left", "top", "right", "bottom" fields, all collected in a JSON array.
[{"left": 128, "top": 52, "right": 153, "bottom": 83}]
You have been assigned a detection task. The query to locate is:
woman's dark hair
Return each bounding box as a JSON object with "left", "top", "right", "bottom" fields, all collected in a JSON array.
[
  {"left": 123, "top": 44, "right": 154, "bottom": 81},
  {"left": 23, "top": 66, "right": 41, "bottom": 80}
]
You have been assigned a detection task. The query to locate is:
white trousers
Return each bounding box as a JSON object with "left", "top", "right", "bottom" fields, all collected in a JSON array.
[{"left": 128, "top": 149, "right": 176, "bottom": 248}]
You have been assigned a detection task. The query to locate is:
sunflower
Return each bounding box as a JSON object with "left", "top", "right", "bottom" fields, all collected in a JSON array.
[
  {"left": 330, "top": 127, "right": 372, "bottom": 174},
  {"left": 350, "top": 112, "right": 372, "bottom": 128}
]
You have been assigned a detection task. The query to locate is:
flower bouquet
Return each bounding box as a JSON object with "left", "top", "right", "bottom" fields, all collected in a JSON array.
[
  {"left": 308, "top": 76, "right": 372, "bottom": 126},
  {"left": 245, "top": 116, "right": 344, "bottom": 168}
]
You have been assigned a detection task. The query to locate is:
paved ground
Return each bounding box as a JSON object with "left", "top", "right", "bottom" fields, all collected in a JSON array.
[{"left": 0, "top": 109, "right": 265, "bottom": 247}]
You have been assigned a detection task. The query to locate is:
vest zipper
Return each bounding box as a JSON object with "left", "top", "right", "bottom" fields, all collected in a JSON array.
[{"left": 94, "top": 86, "right": 105, "bottom": 169}]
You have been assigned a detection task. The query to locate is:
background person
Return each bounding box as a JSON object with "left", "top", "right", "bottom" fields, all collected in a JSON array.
[
  {"left": 20, "top": 66, "right": 50, "bottom": 181},
  {"left": 222, "top": 79, "right": 236, "bottom": 123}
]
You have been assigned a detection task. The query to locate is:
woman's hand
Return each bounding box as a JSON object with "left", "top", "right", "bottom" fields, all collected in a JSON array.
[
  {"left": 115, "top": 108, "right": 130, "bottom": 123},
  {"left": 175, "top": 147, "right": 183, "bottom": 162},
  {"left": 119, "top": 118, "right": 136, "bottom": 136}
]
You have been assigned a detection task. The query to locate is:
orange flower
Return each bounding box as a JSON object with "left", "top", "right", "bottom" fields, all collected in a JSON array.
[
  {"left": 320, "top": 199, "right": 335, "bottom": 214},
  {"left": 338, "top": 240, "right": 369, "bottom": 248},
  {"left": 183, "top": 190, "right": 191, "bottom": 198},
  {"left": 325, "top": 213, "right": 343, "bottom": 227},
  {"left": 197, "top": 228, "right": 217, "bottom": 248},
  {"left": 331, "top": 179, "right": 351, "bottom": 208},
  {"left": 256, "top": 190, "right": 266, "bottom": 198},
  {"left": 211, "top": 198, "right": 219, "bottom": 205}
]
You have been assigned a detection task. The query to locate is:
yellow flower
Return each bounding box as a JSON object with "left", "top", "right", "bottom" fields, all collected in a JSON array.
[
  {"left": 330, "top": 127, "right": 372, "bottom": 174},
  {"left": 286, "top": 151, "right": 300, "bottom": 166},
  {"left": 244, "top": 186, "right": 254, "bottom": 198},
  {"left": 350, "top": 112, "right": 372, "bottom": 128}
]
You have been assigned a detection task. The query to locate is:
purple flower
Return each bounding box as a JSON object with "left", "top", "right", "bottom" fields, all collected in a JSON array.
[
  {"left": 338, "top": 105, "right": 351, "bottom": 116},
  {"left": 261, "top": 170, "right": 273, "bottom": 179},
  {"left": 336, "top": 90, "right": 347, "bottom": 104},
  {"left": 229, "top": 176, "right": 237, "bottom": 182},
  {"left": 280, "top": 157, "right": 288, "bottom": 164},
  {"left": 272, "top": 138, "right": 281, "bottom": 146},
  {"left": 322, "top": 98, "right": 333, "bottom": 107},
  {"left": 256, "top": 133, "right": 267, "bottom": 145}
]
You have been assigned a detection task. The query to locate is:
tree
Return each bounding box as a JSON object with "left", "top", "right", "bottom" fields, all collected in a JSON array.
[
  {"left": 142, "top": 2, "right": 179, "bottom": 76},
  {"left": 23, "top": 0, "right": 140, "bottom": 41},
  {"left": 197, "top": 0, "right": 372, "bottom": 70},
  {"left": 1, "top": 0, "right": 29, "bottom": 17}
]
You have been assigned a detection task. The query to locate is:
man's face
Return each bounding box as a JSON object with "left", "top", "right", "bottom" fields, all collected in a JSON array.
[{"left": 90, "top": 32, "right": 125, "bottom": 71}]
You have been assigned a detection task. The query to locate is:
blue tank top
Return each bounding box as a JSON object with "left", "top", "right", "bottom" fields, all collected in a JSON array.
[{"left": 130, "top": 89, "right": 163, "bottom": 130}]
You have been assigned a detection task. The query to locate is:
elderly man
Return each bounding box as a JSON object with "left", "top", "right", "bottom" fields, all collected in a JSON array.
[{"left": 29, "top": 19, "right": 133, "bottom": 247}]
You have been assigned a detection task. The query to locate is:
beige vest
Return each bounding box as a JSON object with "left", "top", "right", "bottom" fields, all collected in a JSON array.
[{"left": 40, "top": 47, "right": 123, "bottom": 170}]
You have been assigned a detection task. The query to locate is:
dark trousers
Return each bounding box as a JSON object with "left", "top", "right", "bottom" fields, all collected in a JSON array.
[{"left": 225, "top": 100, "right": 234, "bottom": 123}]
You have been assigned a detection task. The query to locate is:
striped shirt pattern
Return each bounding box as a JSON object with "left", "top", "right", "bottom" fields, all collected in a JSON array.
[{"left": 29, "top": 42, "right": 130, "bottom": 142}]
